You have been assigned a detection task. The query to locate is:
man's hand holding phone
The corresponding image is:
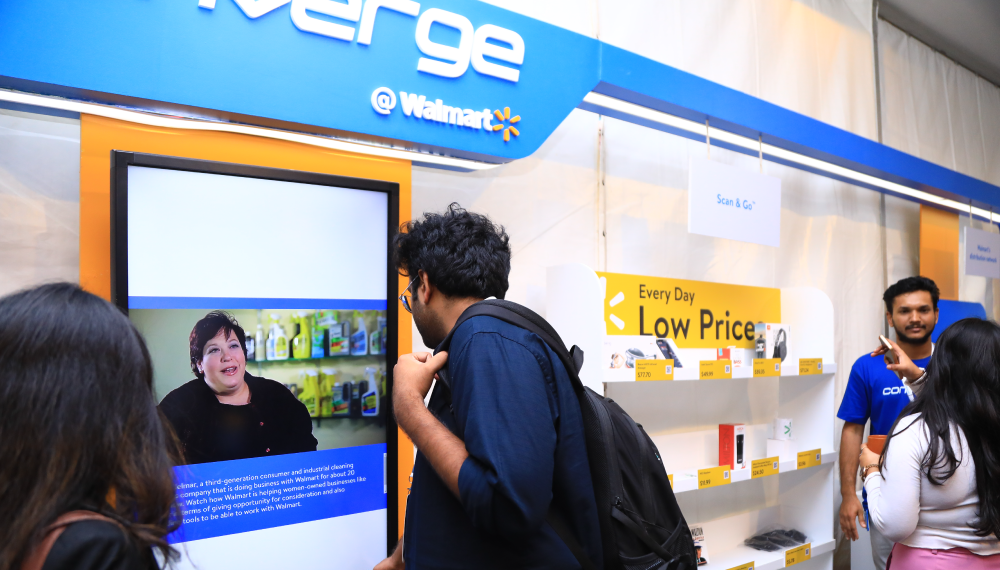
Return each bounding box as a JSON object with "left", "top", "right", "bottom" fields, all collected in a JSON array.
[{"left": 872, "top": 335, "right": 923, "bottom": 381}]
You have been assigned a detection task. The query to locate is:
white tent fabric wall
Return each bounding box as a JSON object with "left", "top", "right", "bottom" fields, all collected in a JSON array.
[
  {"left": 0, "top": 108, "right": 80, "bottom": 297},
  {"left": 878, "top": 19, "right": 1000, "bottom": 187},
  {"left": 878, "top": 19, "right": 1000, "bottom": 317}
]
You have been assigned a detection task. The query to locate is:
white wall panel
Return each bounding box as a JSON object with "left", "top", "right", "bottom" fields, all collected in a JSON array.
[
  {"left": 0, "top": 108, "right": 80, "bottom": 296},
  {"left": 879, "top": 19, "right": 1000, "bottom": 187}
]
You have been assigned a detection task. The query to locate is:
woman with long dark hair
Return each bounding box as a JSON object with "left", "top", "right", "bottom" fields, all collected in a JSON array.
[
  {"left": 862, "top": 318, "right": 1000, "bottom": 568},
  {"left": 0, "top": 283, "right": 180, "bottom": 570}
]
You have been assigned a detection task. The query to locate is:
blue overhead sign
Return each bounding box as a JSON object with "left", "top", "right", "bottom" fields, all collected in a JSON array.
[
  {"left": 0, "top": 0, "right": 597, "bottom": 162},
  {"left": 2, "top": 0, "right": 999, "bottom": 210}
]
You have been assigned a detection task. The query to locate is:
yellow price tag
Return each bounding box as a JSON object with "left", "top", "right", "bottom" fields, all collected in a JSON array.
[
  {"left": 785, "top": 543, "right": 811, "bottom": 565},
  {"left": 798, "top": 358, "right": 823, "bottom": 375},
  {"left": 752, "top": 358, "right": 781, "bottom": 377},
  {"left": 668, "top": 473, "right": 674, "bottom": 489},
  {"left": 726, "top": 563, "right": 755, "bottom": 570},
  {"left": 751, "top": 457, "right": 779, "bottom": 479},
  {"left": 697, "top": 465, "right": 731, "bottom": 489},
  {"left": 636, "top": 359, "right": 673, "bottom": 381},
  {"left": 797, "top": 449, "right": 822, "bottom": 469},
  {"left": 699, "top": 360, "right": 732, "bottom": 380}
]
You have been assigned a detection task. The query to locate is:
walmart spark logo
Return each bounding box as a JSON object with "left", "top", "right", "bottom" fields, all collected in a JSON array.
[{"left": 491, "top": 107, "right": 521, "bottom": 142}]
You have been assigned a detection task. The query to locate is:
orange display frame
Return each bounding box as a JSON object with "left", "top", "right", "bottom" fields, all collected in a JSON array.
[{"left": 79, "top": 114, "right": 415, "bottom": 543}]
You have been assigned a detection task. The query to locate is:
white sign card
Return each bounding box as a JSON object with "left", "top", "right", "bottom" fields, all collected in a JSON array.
[
  {"left": 965, "top": 226, "right": 1000, "bottom": 278},
  {"left": 688, "top": 156, "right": 781, "bottom": 247}
]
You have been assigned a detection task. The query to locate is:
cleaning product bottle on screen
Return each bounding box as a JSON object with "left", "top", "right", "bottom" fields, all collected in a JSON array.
[
  {"left": 351, "top": 312, "right": 368, "bottom": 356},
  {"left": 348, "top": 379, "right": 362, "bottom": 418},
  {"left": 331, "top": 380, "right": 350, "bottom": 416},
  {"left": 268, "top": 314, "right": 289, "bottom": 360},
  {"left": 245, "top": 329, "right": 256, "bottom": 361},
  {"left": 371, "top": 316, "right": 387, "bottom": 355},
  {"left": 298, "top": 369, "right": 319, "bottom": 417},
  {"left": 361, "top": 367, "right": 379, "bottom": 417},
  {"left": 319, "top": 368, "right": 339, "bottom": 416},
  {"left": 254, "top": 323, "right": 265, "bottom": 361},
  {"left": 291, "top": 311, "right": 312, "bottom": 360},
  {"left": 311, "top": 310, "right": 329, "bottom": 358}
]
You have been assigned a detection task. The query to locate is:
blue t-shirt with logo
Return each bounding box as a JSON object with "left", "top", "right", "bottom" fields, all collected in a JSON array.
[{"left": 837, "top": 352, "right": 932, "bottom": 435}]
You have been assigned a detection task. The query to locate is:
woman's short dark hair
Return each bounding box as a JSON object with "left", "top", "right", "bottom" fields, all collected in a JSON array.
[
  {"left": 882, "top": 317, "right": 1000, "bottom": 538},
  {"left": 393, "top": 203, "right": 511, "bottom": 299},
  {"left": 189, "top": 311, "right": 247, "bottom": 380},
  {"left": 883, "top": 276, "right": 939, "bottom": 313},
  {"left": 0, "top": 283, "right": 180, "bottom": 570}
]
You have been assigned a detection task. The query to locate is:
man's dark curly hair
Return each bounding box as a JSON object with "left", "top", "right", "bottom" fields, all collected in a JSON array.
[
  {"left": 883, "top": 276, "right": 940, "bottom": 313},
  {"left": 394, "top": 203, "right": 511, "bottom": 299}
]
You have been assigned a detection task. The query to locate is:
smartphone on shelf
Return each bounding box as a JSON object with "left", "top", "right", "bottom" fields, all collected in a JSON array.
[{"left": 655, "top": 339, "right": 684, "bottom": 368}]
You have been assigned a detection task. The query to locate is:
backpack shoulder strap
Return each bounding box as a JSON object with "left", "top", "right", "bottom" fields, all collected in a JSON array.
[
  {"left": 432, "top": 300, "right": 598, "bottom": 570},
  {"left": 434, "top": 299, "right": 585, "bottom": 393},
  {"left": 21, "top": 511, "right": 122, "bottom": 570}
]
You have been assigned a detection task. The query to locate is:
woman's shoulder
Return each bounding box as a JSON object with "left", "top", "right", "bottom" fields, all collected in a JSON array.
[
  {"left": 43, "top": 520, "right": 156, "bottom": 570},
  {"left": 158, "top": 379, "right": 212, "bottom": 413}
]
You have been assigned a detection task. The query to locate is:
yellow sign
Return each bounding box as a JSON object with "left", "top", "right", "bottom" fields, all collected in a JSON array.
[
  {"left": 785, "top": 543, "right": 811, "bottom": 566},
  {"left": 668, "top": 473, "right": 674, "bottom": 489},
  {"left": 751, "top": 457, "right": 779, "bottom": 479},
  {"left": 636, "top": 359, "right": 674, "bottom": 381},
  {"left": 753, "top": 358, "right": 781, "bottom": 377},
  {"left": 700, "top": 360, "right": 732, "bottom": 380},
  {"left": 798, "top": 358, "right": 824, "bottom": 375},
  {"left": 697, "top": 465, "right": 731, "bottom": 489},
  {"left": 797, "top": 449, "right": 822, "bottom": 469},
  {"left": 726, "top": 563, "right": 755, "bottom": 570},
  {"left": 599, "top": 272, "right": 781, "bottom": 347}
]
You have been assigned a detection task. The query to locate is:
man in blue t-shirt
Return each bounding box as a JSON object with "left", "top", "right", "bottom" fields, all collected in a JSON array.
[
  {"left": 837, "top": 276, "right": 939, "bottom": 570},
  {"left": 375, "top": 205, "right": 601, "bottom": 570}
]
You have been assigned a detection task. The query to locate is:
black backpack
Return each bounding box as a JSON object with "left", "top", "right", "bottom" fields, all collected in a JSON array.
[{"left": 431, "top": 299, "right": 697, "bottom": 570}]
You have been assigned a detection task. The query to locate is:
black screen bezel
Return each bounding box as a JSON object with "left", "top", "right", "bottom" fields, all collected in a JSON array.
[{"left": 110, "top": 150, "right": 400, "bottom": 555}]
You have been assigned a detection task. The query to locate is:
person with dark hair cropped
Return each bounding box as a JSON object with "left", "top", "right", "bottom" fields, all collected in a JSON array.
[
  {"left": 838, "top": 276, "right": 939, "bottom": 569},
  {"left": 0, "top": 283, "right": 179, "bottom": 570},
  {"left": 375, "top": 204, "right": 602, "bottom": 570},
  {"left": 159, "top": 311, "right": 316, "bottom": 465},
  {"left": 859, "top": 318, "right": 1000, "bottom": 568}
]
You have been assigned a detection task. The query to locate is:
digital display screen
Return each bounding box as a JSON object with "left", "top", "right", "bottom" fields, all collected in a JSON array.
[{"left": 113, "top": 154, "right": 396, "bottom": 569}]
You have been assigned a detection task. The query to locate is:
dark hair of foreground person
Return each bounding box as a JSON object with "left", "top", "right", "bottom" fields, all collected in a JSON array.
[
  {"left": 0, "top": 283, "right": 179, "bottom": 570},
  {"left": 882, "top": 317, "right": 1000, "bottom": 538}
]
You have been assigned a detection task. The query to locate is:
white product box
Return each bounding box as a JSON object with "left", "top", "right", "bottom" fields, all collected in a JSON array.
[{"left": 767, "top": 438, "right": 798, "bottom": 463}]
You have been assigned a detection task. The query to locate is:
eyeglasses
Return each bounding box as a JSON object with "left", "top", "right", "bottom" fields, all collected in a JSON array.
[{"left": 399, "top": 278, "right": 415, "bottom": 314}]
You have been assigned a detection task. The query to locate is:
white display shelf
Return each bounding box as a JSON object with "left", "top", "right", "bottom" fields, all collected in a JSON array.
[
  {"left": 670, "top": 451, "right": 836, "bottom": 494},
  {"left": 700, "top": 537, "right": 835, "bottom": 570},
  {"left": 603, "top": 362, "right": 837, "bottom": 383},
  {"left": 546, "top": 266, "right": 837, "bottom": 570}
]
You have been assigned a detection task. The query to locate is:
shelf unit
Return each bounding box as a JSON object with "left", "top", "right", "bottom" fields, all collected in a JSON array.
[{"left": 547, "top": 264, "right": 836, "bottom": 570}]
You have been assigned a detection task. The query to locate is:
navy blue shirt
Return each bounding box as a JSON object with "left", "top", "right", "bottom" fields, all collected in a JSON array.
[
  {"left": 837, "top": 352, "right": 931, "bottom": 435},
  {"left": 403, "top": 316, "right": 602, "bottom": 569}
]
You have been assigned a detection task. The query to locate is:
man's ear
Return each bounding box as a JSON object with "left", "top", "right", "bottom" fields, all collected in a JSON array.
[{"left": 417, "top": 269, "right": 433, "bottom": 305}]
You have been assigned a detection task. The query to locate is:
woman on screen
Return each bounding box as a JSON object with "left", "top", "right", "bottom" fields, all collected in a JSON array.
[{"left": 159, "top": 311, "right": 317, "bottom": 465}]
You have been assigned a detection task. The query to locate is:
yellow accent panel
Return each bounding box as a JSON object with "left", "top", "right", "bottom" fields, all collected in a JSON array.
[
  {"left": 919, "top": 205, "right": 958, "bottom": 301},
  {"left": 597, "top": 272, "right": 780, "bottom": 348},
  {"left": 79, "top": 113, "right": 414, "bottom": 538}
]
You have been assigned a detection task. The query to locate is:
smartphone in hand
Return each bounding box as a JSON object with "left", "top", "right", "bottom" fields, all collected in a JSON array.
[{"left": 879, "top": 334, "right": 902, "bottom": 379}]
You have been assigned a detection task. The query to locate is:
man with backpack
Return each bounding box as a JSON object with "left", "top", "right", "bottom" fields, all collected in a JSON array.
[{"left": 375, "top": 204, "right": 603, "bottom": 569}]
